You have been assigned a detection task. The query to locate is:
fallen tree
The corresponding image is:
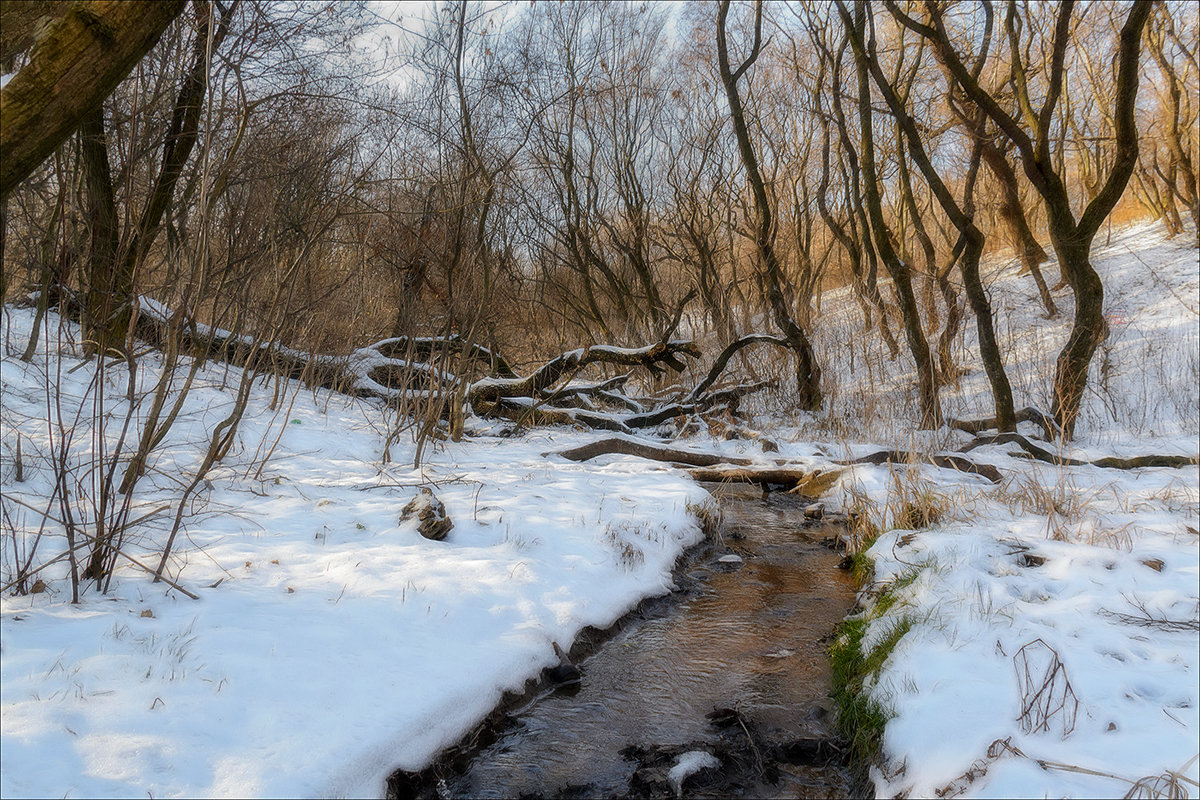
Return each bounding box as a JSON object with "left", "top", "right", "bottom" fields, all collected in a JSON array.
[
  {"left": 30, "top": 293, "right": 796, "bottom": 434},
  {"left": 550, "top": 436, "right": 998, "bottom": 491},
  {"left": 961, "top": 432, "right": 1199, "bottom": 470}
]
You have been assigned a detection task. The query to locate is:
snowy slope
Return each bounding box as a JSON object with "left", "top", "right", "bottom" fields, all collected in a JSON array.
[{"left": 804, "top": 223, "right": 1200, "bottom": 798}]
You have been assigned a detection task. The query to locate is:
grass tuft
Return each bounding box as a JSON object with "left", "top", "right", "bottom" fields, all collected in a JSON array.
[{"left": 830, "top": 559, "right": 918, "bottom": 765}]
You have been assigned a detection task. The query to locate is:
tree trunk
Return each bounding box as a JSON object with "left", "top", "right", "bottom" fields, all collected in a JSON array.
[
  {"left": 716, "top": 0, "right": 822, "bottom": 411},
  {"left": 978, "top": 140, "right": 1057, "bottom": 315},
  {"left": 846, "top": 2, "right": 941, "bottom": 428},
  {"left": 79, "top": 109, "right": 126, "bottom": 355},
  {"left": 0, "top": 0, "right": 187, "bottom": 198}
]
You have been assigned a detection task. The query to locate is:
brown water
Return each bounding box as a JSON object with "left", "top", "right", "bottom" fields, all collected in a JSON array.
[{"left": 389, "top": 483, "right": 859, "bottom": 799}]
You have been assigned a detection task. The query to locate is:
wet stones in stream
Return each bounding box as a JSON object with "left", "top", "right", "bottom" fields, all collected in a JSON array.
[{"left": 620, "top": 709, "right": 850, "bottom": 799}]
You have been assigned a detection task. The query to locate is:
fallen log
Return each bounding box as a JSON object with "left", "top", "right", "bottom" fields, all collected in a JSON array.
[
  {"left": 688, "top": 466, "right": 843, "bottom": 496},
  {"left": 947, "top": 406, "right": 1059, "bottom": 441},
  {"left": 550, "top": 438, "right": 842, "bottom": 495},
  {"left": 34, "top": 291, "right": 777, "bottom": 435},
  {"left": 961, "top": 432, "right": 1199, "bottom": 470},
  {"left": 552, "top": 436, "right": 754, "bottom": 467},
  {"left": 843, "top": 450, "right": 1004, "bottom": 483}
]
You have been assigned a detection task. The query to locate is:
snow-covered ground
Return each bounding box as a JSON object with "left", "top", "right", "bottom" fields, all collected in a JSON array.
[
  {"left": 804, "top": 222, "right": 1200, "bottom": 798},
  {"left": 0, "top": 310, "right": 711, "bottom": 797},
  {"left": 1, "top": 221, "right": 1197, "bottom": 798}
]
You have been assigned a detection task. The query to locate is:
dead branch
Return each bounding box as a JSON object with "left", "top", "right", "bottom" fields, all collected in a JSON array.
[
  {"left": 467, "top": 340, "right": 702, "bottom": 405},
  {"left": 846, "top": 449, "right": 1004, "bottom": 483},
  {"left": 961, "top": 432, "right": 1198, "bottom": 469},
  {"left": 686, "top": 334, "right": 791, "bottom": 402},
  {"left": 488, "top": 399, "right": 635, "bottom": 434},
  {"left": 374, "top": 335, "right": 516, "bottom": 378}
]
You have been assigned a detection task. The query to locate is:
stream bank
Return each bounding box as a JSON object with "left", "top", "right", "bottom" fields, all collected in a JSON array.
[{"left": 389, "top": 482, "right": 862, "bottom": 799}]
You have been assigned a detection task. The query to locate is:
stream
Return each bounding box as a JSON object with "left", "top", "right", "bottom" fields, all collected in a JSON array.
[{"left": 389, "top": 482, "right": 861, "bottom": 799}]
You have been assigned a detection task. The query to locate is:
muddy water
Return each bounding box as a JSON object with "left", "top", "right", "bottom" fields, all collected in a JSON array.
[{"left": 391, "top": 483, "right": 859, "bottom": 799}]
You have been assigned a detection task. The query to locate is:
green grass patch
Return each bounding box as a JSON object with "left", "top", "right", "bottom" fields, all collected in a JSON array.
[{"left": 830, "top": 564, "right": 919, "bottom": 765}]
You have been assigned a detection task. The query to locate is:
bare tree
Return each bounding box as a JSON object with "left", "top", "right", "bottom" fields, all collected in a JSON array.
[
  {"left": 840, "top": 0, "right": 1016, "bottom": 431},
  {"left": 716, "top": 0, "right": 822, "bottom": 411},
  {"left": 893, "top": 0, "right": 1153, "bottom": 438}
]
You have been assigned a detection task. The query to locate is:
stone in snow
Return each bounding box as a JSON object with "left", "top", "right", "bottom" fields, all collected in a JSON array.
[{"left": 400, "top": 488, "right": 453, "bottom": 540}]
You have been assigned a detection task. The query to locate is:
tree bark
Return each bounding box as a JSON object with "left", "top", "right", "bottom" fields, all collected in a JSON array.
[
  {"left": 716, "top": 0, "right": 823, "bottom": 411},
  {"left": 0, "top": 0, "right": 187, "bottom": 199}
]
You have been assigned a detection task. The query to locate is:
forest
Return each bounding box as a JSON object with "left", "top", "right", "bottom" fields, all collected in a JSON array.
[{"left": 1, "top": 1, "right": 1197, "bottom": 798}]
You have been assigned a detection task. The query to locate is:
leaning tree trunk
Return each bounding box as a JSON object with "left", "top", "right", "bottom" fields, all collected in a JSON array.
[
  {"left": 846, "top": 2, "right": 941, "bottom": 428},
  {"left": 979, "top": 140, "right": 1057, "bottom": 316},
  {"left": 0, "top": 0, "right": 187, "bottom": 198}
]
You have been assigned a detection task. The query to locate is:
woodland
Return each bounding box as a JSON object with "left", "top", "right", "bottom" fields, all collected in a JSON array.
[
  {"left": 3, "top": 0, "right": 1195, "bottom": 451},
  {"left": 0, "top": 1, "right": 1198, "bottom": 797}
]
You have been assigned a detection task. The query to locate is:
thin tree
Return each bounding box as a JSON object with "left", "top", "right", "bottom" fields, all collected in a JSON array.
[
  {"left": 839, "top": 0, "right": 1016, "bottom": 432},
  {"left": 716, "top": 0, "right": 822, "bottom": 411}
]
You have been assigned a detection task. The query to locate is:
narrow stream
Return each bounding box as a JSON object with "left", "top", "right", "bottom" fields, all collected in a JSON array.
[{"left": 390, "top": 483, "right": 860, "bottom": 799}]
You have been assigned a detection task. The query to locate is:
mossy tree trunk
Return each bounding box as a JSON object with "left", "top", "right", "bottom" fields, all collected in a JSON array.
[{"left": 0, "top": 0, "right": 186, "bottom": 199}]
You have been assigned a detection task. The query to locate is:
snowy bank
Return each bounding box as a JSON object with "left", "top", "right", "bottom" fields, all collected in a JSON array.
[
  {"left": 809, "top": 222, "right": 1200, "bottom": 798},
  {"left": 0, "top": 306, "right": 710, "bottom": 798}
]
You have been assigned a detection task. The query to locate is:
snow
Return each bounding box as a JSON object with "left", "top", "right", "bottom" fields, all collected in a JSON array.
[
  {"left": 666, "top": 750, "right": 721, "bottom": 797},
  {"left": 802, "top": 222, "right": 1200, "bottom": 798},
  {"left": 0, "top": 308, "right": 710, "bottom": 798},
  {"left": 1, "top": 221, "right": 1197, "bottom": 798}
]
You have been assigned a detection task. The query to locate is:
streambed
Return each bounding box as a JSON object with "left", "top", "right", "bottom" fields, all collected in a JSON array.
[{"left": 389, "top": 482, "right": 860, "bottom": 799}]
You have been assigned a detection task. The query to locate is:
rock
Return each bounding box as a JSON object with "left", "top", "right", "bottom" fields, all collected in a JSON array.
[
  {"left": 401, "top": 488, "right": 453, "bottom": 541},
  {"left": 1018, "top": 553, "right": 1045, "bottom": 568},
  {"left": 714, "top": 553, "right": 744, "bottom": 572},
  {"left": 803, "top": 503, "right": 824, "bottom": 520},
  {"left": 544, "top": 641, "right": 581, "bottom": 688}
]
